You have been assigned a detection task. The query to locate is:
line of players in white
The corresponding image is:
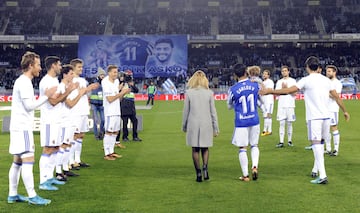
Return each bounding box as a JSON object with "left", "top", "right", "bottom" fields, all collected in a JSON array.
[
  {"left": 261, "top": 65, "right": 343, "bottom": 155},
  {"left": 8, "top": 52, "right": 130, "bottom": 205}
]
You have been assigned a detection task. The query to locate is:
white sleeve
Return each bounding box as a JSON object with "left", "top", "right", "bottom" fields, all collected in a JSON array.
[
  {"left": 296, "top": 78, "right": 306, "bottom": 90},
  {"left": 23, "top": 96, "right": 48, "bottom": 111}
]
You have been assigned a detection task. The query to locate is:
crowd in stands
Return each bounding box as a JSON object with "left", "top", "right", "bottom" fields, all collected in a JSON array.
[
  {"left": 1, "top": 0, "right": 360, "bottom": 35},
  {"left": 1, "top": 43, "right": 360, "bottom": 91},
  {"left": 1, "top": 0, "right": 360, "bottom": 91}
]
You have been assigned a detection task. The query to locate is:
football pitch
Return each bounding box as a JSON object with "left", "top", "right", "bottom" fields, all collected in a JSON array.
[{"left": 0, "top": 100, "right": 359, "bottom": 212}]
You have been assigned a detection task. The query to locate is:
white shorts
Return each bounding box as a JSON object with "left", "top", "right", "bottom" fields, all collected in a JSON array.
[
  {"left": 232, "top": 124, "right": 260, "bottom": 147},
  {"left": 329, "top": 111, "right": 339, "bottom": 126},
  {"left": 74, "top": 115, "right": 89, "bottom": 133},
  {"left": 105, "top": 115, "right": 121, "bottom": 132},
  {"left": 9, "top": 130, "right": 35, "bottom": 155},
  {"left": 40, "top": 123, "right": 62, "bottom": 147},
  {"left": 307, "top": 119, "right": 330, "bottom": 141},
  {"left": 277, "top": 107, "right": 296, "bottom": 121},
  {"left": 60, "top": 126, "right": 75, "bottom": 145}
]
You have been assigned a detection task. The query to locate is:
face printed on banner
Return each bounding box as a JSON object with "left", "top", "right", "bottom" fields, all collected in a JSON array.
[{"left": 155, "top": 42, "right": 173, "bottom": 63}]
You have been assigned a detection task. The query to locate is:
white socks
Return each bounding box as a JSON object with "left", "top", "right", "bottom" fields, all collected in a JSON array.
[
  {"left": 333, "top": 130, "right": 340, "bottom": 152},
  {"left": 279, "top": 120, "right": 293, "bottom": 143},
  {"left": 287, "top": 122, "right": 293, "bottom": 142},
  {"left": 21, "top": 162, "right": 36, "bottom": 198},
  {"left": 264, "top": 118, "right": 272, "bottom": 133},
  {"left": 56, "top": 148, "right": 64, "bottom": 174},
  {"left": 39, "top": 153, "right": 52, "bottom": 184},
  {"left": 325, "top": 131, "right": 332, "bottom": 152},
  {"left": 69, "top": 141, "right": 76, "bottom": 165},
  {"left": 238, "top": 149, "right": 248, "bottom": 177},
  {"left": 324, "top": 130, "right": 340, "bottom": 152},
  {"left": 9, "top": 162, "right": 37, "bottom": 198},
  {"left": 62, "top": 147, "right": 71, "bottom": 171},
  {"left": 110, "top": 135, "right": 116, "bottom": 154},
  {"left": 8, "top": 162, "right": 21, "bottom": 196},
  {"left": 312, "top": 144, "right": 327, "bottom": 179},
  {"left": 103, "top": 134, "right": 111, "bottom": 156},
  {"left": 279, "top": 120, "right": 285, "bottom": 143},
  {"left": 75, "top": 139, "right": 83, "bottom": 163},
  {"left": 251, "top": 145, "right": 259, "bottom": 169}
]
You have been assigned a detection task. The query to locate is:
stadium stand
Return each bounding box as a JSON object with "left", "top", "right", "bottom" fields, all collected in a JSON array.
[{"left": 0, "top": 0, "right": 360, "bottom": 91}]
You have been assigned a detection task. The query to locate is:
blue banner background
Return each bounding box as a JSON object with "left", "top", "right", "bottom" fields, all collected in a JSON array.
[{"left": 78, "top": 35, "right": 187, "bottom": 78}]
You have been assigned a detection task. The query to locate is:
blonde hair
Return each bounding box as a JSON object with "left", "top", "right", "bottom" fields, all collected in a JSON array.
[
  {"left": 187, "top": 70, "right": 209, "bottom": 89},
  {"left": 247, "top": 66, "right": 261, "bottom": 77}
]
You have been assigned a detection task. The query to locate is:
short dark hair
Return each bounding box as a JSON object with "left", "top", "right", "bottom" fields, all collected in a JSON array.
[
  {"left": 21, "top": 51, "right": 40, "bottom": 71},
  {"left": 305, "top": 56, "right": 320, "bottom": 71},
  {"left": 70, "top": 58, "right": 83, "bottom": 67},
  {"left": 107, "top": 65, "right": 118, "bottom": 73},
  {"left": 155, "top": 38, "right": 174, "bottom": 48},
  {"left": 263, "top": 69, "right": 271, "bottom": 76},
  {"left": 281, "top": 65, "right": 289, "bottom": 71},
  {"left": 59, "top": 64, "right": 73, "bottom": 81},
  {"left": 233, "top": 63, "right": 247, "bottom": 78},
  {"left": 45, "top": 56, "right": 60, "bottom": 70},
  {"left": 326, "top": 65, "right": 338, "bottom": 73}
]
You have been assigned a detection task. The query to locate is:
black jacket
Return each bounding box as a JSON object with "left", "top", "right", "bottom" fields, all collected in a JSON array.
[{"left": 120, "top": 84, "right": 138, "bottom": 116}]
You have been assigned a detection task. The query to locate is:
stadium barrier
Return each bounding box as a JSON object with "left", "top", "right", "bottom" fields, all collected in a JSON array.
[
  {"left": 1, "top": 115, "right": 143, "bottom": 133},
  {"left": 0, "top": 93, "right": 358, "bottom": 103}
]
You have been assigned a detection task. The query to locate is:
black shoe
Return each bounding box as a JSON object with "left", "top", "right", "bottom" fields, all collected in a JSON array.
[
  {"left": 203, "top": 169, "right": 209, "bottom": 180},
  {"left": 64, "top": 170, "right": 79, "bottom": 177},
  {"left": 330, "top": 150, "right": 338, "bottom": 156},
  {"left": 288, "top": 141, "right": 294, "bottom": 147},
  {"left": 276, "top": 143, "right": 284, "bottom": 148},
  {"left": 252, "top": 167, "right": 258, "bottom": 181},
  {"left": 133, "top": 137, "right": 142, "bottom": 142},
  {"left": 56, "top": 173, "right": 67, "bottom": 182},
  {"left": 70, "top": 164, "right": 80, "bottom": 170},
  {"left": 79, "top": 162, "right": 90, "bottom": 168},
  {"left": 311, "top": 172, "right": 318, "bottom": 178},
  {"left": 122, "top": 138, "right": 130, "bottom": 142},
  {"left": 196, "top": 169, "right": 202, "bottom": 182}
]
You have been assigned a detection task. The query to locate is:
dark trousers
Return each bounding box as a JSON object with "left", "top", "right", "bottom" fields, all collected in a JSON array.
[
  {"left": 121, "top": 114, "right": 138, "bottom": 139},
  {"left": 146, "top": 94, "right": 154, "bottom": 105}
]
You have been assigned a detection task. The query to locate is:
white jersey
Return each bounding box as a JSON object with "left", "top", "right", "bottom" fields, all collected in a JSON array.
[
  {"left": 328, "top": 78, "right": 342, "bottom": 112},
  {"left": 39, "top": 74, "right": 62, "bottom": 124},
  {"left": 276, "top": 77, "right": 296, "bottom": 108},
  {"left": 102, "top": 76, "right": 120, "bottom": 116},
  {"left": 296, "top": 73, "right": 334, "bottom": 121},
  {"left": 10, "top": 75, "right": 36, "bottom": 131},
  {"left": 262, "top": 78, "right": 274, "bottom": 104},
  {"left": 68, "top": 76, "right": 90, "bottom": 116},
  {"left": 58, "top": 82, "right": 72, "bottom": 126}
]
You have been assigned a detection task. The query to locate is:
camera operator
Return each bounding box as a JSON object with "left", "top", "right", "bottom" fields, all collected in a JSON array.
[
  {"left": 89, "top": 68, "right": 105, "bottom": 140},
  {"left": 116, "top": 70, "right": 142, "bottom": 144}
]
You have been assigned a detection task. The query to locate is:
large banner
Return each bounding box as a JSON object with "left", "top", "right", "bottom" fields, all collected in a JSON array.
[{"left": 78, "top": 35, "right": 188, "bottom": 78}]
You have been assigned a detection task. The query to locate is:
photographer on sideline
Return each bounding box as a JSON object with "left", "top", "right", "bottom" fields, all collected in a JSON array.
[
  {"left": 90, "top": 68, "right": 105, "bottom": 140},
  {"left": 116, "top": 70, "right": 142, "bottom": 146}
]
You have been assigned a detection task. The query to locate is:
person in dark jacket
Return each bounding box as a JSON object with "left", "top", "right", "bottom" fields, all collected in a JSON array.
[
  {"left": 90, "top": 68, "right": 105, "bottom": 140},
  {"left": 120, "top": 79, "right": 142, "bottom": 142}
]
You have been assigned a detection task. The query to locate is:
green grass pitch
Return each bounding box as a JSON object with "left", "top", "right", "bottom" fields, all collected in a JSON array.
[{"left": 0, "top": 100, "right": 359, "bottom": 212}]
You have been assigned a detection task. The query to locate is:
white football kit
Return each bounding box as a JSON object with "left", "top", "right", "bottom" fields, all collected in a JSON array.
[
  {"left": 102, "top": 76, "right": 121, "bottom": 132},
  {"left": 9, "top": 75, "right": 48, "bottom": 155},
  {"left": 68, "top": 76, "right": 90, "bottom": 133},
  {"left": 39, "top": 74, "right": 62, "bottom": 147},
  {"left": 276, "top": 77, "right": 297, "bottom": 121}
]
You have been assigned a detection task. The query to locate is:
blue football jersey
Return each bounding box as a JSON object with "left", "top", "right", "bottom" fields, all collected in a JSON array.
[
  {"left": 228, "top": 78, "right": 260, "bottom": 127},
  {"left": 114, "top": 37, "right": 152, "bottom": 65}
]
